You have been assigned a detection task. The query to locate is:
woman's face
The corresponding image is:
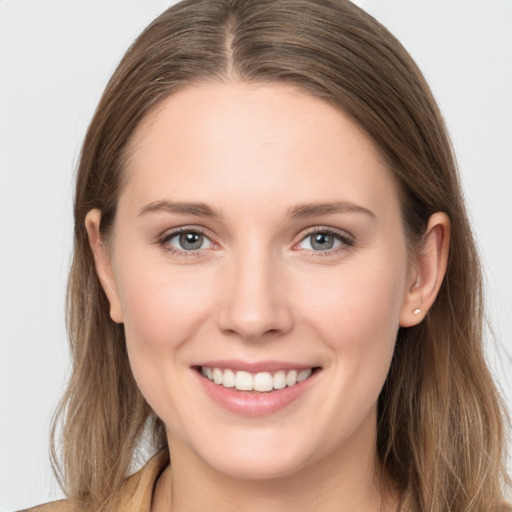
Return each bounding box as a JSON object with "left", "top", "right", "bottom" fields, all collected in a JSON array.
[{"left": 91, "top": 81, "right": 420, "bottom": 479}]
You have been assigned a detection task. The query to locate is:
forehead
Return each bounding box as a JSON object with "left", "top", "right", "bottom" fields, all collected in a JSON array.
[{"left": 121, "top": 81, "right": 400, "bottom": 222}]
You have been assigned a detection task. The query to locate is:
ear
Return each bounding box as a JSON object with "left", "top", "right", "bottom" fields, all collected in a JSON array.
[
  {"left": 400, "top": 212, "right": 450, "bottom": 327},
  {"left": 85, "top": 209, "right": 123, "bottom": 323}
]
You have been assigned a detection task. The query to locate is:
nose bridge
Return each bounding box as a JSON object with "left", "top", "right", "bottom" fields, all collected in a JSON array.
[{"left": 217, "top": 236, "right": 293, "bottom": 340}]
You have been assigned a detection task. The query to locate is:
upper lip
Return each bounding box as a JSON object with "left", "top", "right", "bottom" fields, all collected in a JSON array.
[{"left": 194, "top": 359, "right": 319, "bottom": 373}]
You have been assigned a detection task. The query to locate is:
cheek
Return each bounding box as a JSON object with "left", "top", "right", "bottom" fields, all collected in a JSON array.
[
  {"left": 296, "top": 254, "right": 407, "bottom": 390},
  {"left": 115, "top": 254, "right": 217, "bottom": 369},
  {"left": 291, "top": 257, "right": 407, "bottom": 446},
  {"left": 299, "top": 255, "right": 406, "bottom": 337},
  {"left": 114, "top": 256, "right": 221, "bottom": 419}
]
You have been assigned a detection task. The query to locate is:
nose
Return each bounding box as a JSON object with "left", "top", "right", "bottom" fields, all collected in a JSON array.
[{"left": 216, "top": 247, "right": 294, "bottom": 341}]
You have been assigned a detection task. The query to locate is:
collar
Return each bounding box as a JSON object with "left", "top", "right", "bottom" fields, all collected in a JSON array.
[{"left": 116, "top": 449, "right": 170, "bottom": 511}]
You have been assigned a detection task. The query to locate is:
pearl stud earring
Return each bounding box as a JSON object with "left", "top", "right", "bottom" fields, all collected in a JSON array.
[{"left": 413, "top": 308, "right": 421, "bottom": 315}]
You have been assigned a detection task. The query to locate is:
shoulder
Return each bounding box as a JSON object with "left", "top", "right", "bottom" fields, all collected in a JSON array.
[
  {"left": 18, "top": 500, "right": 71, "bottom": 512},
  {"left": 20, "top": 450, "right": 169, "bottom": 512}
]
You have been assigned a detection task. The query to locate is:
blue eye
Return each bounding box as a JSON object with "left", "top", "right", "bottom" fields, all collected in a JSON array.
[
  {"left": 163, "top": 230, "right": 213, "bottom": 252},
  {"left": 298, "top": 230, "right": 352, "bottom": 252}
]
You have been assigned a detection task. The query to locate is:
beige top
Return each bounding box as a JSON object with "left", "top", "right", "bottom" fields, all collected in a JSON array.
[{"left": 22, "top": 450, "right": 169, "bottom": 512}]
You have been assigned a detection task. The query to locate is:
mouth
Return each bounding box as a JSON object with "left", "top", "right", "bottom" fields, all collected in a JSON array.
[
  {"left": 193, "top": 362, "right": 322, "bottom": 416},
  {"left": 195, "top": 365, "right": 320, "bottom": 393}
]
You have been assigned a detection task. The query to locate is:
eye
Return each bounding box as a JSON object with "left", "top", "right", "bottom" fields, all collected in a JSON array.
[
  {"left": 297, "top": 229, "right": 353, "bottom": 252},
  {"left": 162, "top": 229, "right": 213, "bottom": 252}
]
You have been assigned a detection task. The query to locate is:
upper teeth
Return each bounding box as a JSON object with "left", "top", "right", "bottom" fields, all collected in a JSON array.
[{"left": 201, "top": 367, "right": 313, "bottom": 392}]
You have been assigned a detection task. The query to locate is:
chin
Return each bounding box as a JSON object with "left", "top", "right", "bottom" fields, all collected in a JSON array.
[
  {"left": 182, "top": 428, "right": 320, "bottom": 481},
  {"left": 203, "top": 450, "right": 310, "bottom": 481}
]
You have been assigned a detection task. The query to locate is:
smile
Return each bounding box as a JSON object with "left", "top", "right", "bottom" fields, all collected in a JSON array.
[
  {"left": 200, "top": 366, "right": 313, "bottom": 392},
  {"left": 194, "top": 363, "right": 322, "bottom": 416}
]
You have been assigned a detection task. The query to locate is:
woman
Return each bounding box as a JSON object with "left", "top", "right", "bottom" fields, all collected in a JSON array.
[{"left": 26, "top": 0, "right": 510, "bottom": 510}]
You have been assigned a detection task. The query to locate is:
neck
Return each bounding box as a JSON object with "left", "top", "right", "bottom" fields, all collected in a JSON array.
[{"left": 152, "top": 417, "right": 398, "bottom": 512}]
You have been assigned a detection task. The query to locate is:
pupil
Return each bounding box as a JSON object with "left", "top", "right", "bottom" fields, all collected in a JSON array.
[
  {"left": 312, "top": 233, "right": 334, "bottom": 250},
  {"left": 179, "top": 232, "right": 202, "bottom": 250}
]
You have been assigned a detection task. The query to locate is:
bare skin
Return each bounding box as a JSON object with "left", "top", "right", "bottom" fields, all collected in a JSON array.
[{"left": 86, "top": 81, "right": 450, "bottom": 512}]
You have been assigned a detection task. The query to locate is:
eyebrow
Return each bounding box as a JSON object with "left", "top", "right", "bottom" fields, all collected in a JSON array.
[
  {"left": 286, "top": 201, "right": 375, "bottom": 219},
  {"left": 138, "top": 199, "right": 375, "bottom": 220},
  {"left": 138, "top": 200, "right": 221, "bottom": 218}
]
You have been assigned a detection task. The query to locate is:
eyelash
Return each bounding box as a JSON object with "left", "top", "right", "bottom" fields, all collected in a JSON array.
[{"left": 157, "top": 226, "right": 354, "bottom": 258}]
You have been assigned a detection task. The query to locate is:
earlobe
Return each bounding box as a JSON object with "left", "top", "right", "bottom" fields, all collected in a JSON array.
[
  {"left": 400, "top": 212, "right": 450, "bottom": 327},
  {"left": 85, "top": 209, "right": 124, "bottom": 323}
]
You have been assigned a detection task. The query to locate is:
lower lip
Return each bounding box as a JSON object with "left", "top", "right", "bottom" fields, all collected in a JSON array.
[{"left": 194, "top": 369, "right": 319, "bottom": 417}]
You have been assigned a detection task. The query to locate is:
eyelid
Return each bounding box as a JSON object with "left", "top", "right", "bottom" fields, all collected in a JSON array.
[{"left": 159, "top": 225, "right": 207, "bottom": 240}]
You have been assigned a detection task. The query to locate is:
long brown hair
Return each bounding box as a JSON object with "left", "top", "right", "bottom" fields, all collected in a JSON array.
[{"left": 51, "top": 1, "right": 511, "bottom": 510}]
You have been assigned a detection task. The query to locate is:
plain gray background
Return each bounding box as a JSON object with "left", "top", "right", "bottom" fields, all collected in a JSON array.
[{"left": 1, "top": 0, "right": 511, "bottom": 509}]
